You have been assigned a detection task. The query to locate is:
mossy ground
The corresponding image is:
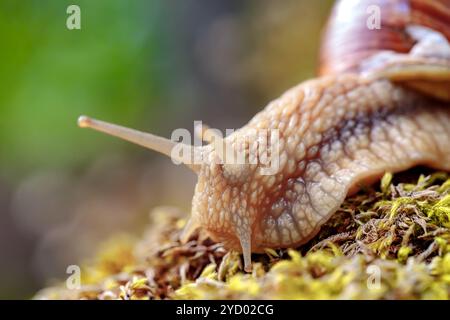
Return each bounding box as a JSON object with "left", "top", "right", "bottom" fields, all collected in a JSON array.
[{"left": 35, "top": 169, "right": 450, "bottom": 300}]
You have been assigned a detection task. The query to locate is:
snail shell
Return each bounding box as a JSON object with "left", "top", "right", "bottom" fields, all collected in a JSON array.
[{"left": 319, "top": 0, "right": 450, "bottom": 75}]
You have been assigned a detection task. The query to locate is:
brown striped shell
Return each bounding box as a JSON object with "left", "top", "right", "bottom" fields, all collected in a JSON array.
[{"left": 319, "top": 0, "right": 450, "bottom": 76}]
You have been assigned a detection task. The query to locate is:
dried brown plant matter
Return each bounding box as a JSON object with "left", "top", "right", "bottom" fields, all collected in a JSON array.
[{"left": 35, "top": 169, "right": 450, "bottom": 300}]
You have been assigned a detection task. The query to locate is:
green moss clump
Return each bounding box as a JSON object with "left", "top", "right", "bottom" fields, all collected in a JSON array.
[{"left": 34, "top": 170, "right": 450, "bottom": 300}]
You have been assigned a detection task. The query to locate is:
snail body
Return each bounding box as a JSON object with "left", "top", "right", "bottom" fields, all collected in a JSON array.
[{"left": 78, "top": 0, "right": 450, "bottom": 271}]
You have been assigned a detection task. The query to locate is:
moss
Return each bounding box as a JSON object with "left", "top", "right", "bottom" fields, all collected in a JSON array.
[{"left": 34, "top": 171, "right": 450, "bottom": 300}]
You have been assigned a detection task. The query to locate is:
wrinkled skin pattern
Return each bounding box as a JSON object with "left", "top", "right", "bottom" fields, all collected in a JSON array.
[{"left": 191, "top": 75, "right": 450, "bottom": 253}]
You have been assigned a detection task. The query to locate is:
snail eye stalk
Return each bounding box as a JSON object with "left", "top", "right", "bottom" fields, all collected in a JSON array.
[{"left": 77, "top": 115, "right": 200, "bottom": 172}]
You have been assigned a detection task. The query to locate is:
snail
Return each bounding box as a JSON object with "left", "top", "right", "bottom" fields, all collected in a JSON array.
[{"left": 78, "top": 0, "right": 450, "bottom": 272}]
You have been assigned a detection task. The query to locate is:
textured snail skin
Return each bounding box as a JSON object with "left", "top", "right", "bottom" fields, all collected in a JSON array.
[
  {"left": 191, "top": 74, "right": 450, "bottom": 255},
  {"left": 185, "top": 1, "right": 450, "bottom": 270},
  {"left": 78, "top": 0, "right": 450, "bottom": 271}
]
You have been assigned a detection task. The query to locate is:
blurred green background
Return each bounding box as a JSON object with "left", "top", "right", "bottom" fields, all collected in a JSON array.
[{"left": 0, "top": 0, "right": 333, "bottom": 298}]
